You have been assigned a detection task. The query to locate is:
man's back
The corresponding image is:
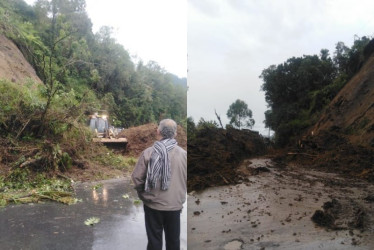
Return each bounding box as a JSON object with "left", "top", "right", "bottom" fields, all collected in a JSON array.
[{"left": 132, "top": 145, "right": 187, "bottom": 211}]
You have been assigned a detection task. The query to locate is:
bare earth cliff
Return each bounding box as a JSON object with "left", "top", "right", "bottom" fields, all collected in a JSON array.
[{"left": 0, "top": 34, "right": 41, "bottom": 84}]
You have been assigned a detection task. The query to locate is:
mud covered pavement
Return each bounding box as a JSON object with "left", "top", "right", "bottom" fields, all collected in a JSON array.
[
  {"left": 188, "top": 159, "right": 374, "bottom": 250},
  {"left": 0, "top": 178, "right": 187, "bottom": 250}
]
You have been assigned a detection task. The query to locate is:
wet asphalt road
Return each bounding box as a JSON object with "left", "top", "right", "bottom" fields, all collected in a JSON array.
[{"left": 0, "top": 178, "right": 187, "bottom": 250}]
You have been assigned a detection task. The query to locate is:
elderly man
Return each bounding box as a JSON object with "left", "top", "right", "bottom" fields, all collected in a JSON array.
[{"left": 131, "top": 119, "right": 187, "bottom": 250}]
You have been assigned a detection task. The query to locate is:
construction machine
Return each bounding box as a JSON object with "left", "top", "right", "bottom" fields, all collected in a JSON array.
[{"left": 88, "top": 111, "right": 127, "bottom": 148}]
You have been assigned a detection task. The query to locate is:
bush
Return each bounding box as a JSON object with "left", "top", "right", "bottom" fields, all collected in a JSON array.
[{"left": 0, "top": 80, "right": 98, "bottom": 172}]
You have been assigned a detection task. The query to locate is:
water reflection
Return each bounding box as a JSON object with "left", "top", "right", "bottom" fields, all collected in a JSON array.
[
  {"left": 92, "top": 189, "right": 99, "bottom": 203},
  {"left": 91, "top": 186, "right": 109, "bottom": 207},
  {"left": 102, "top": 187, "right": 108, "bottom": 204}
]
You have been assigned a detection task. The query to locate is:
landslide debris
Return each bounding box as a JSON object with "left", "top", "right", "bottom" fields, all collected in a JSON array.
[
  {"left": 118, "top": 123, "right": 187, "bottom": 156},
  {"left": 311, "top": 198, "right": 366, "bottom": 230},
  {"left": 188, "top": 126, "right": 266, "bottom": 192}
]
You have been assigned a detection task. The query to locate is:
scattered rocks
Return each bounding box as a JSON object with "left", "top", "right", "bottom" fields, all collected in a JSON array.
[{"left": 311, "top": 198, "right": 366, "bottom": 230}]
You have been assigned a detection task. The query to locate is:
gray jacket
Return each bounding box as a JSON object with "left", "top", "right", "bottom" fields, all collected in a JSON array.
[{"left": 131, "top": 145, "right": 187, "bottom": 211}]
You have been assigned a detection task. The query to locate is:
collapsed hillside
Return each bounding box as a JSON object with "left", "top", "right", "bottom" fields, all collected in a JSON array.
[{"left": 288, "top": 42, "right": 374, "bottom": 181}]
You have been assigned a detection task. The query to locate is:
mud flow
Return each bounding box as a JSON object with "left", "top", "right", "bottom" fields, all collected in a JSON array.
[{"left": 188, "top": 158, "right": 374, "bottom": 250}]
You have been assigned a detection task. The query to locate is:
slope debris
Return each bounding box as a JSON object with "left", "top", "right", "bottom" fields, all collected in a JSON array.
[{"left": 188, "top": 127, "right": 266, "bottom": 192}]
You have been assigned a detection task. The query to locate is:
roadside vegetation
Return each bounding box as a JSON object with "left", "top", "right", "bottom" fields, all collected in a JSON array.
[{"left": 0, "top": 0, "right": 186, "bottom": 206}]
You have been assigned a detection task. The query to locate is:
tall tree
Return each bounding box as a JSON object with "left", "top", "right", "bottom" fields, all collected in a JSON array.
[{"left": 227, "top": 99, "right": 255, "bottom": 129}]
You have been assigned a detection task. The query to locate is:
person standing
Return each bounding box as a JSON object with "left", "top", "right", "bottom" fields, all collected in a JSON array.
[{"left": 131, "top": 119, "right": 187, "bottom": 250}]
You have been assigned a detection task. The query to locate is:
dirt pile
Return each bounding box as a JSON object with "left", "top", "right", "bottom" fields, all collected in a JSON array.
[
  {"left": 0, "top": 35, "right": 42, "bottom": 84},
  {"left": 188, "top": 127, "right": 266, "bottom": 192},
  {"left": 118, "top": 123, "right": 187, "bottom": 156}
]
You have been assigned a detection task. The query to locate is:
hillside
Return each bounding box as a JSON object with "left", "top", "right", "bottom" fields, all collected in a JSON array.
[
  {"left": 0, "top": 34, "right": 41, "bottom": 84},
  {"left": 290, "top": 44, "right": 374, "bottom": 181},
  {"left": 312, "top": 54, "right": 374, "bottom": 147}
]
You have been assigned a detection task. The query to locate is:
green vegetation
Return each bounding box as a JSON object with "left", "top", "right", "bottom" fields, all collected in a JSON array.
[
  {"left": 0, "top": 169, "right": 76, "bottom": 206},
  {"left": 84, "top": 217, "right": 100, "bottom": 226},
  {"left": 92, "top": 149, "right": 137, "bottom": 171},
  {"left": 133, "top": 199, "right": 142, "bottom": 205},
  {"left": 0, "top": 0, "right": 186, "bottom": 206},
  {"left": 260, "top": 36, "right": 372, "bottom": 146},
  {"left": 227, "top": 99, "right": 255, "bottom": 129},
  {"left": 0, "top": 0, "right": 186, "bottom": 128}
]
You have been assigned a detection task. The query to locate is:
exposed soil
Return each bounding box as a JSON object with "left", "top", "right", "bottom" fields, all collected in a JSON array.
[
  {"left": 118, "top": 123, "right": 187, "bottom": 157},
  {"left": 287, "top": 53, "right": 374, "bottom": 182},
  {"left": 0, "top": 35, "right": 42, "bottom": 84},
  {"left": 188, "top": 158, "right": 374, "bottom": 249},
  {"left": 312, "top": 55, "right": 374, "bottom": 149},
  {"left": 283, "top": 130, "right": 374, "bottom": 182},
  {"left": 187, "top": 127, "right": 266, "bottom": 192}
]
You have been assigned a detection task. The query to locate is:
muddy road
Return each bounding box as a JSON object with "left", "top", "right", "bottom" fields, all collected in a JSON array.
[
  {"left": 0, "top": 178, "right": 187, "bottom": 250},
  {"left": 188, "top": 159, "right": 374, "bottom": 250}
]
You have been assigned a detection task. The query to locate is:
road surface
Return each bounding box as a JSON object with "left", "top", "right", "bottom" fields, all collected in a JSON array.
[{"left": 0, "top": 177, "right": 187, "bottom": 250}]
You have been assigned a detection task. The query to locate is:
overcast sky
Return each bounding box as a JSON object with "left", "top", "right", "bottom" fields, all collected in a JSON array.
[
  {"left": 188, "top": 0, "right": 374, "bottom": 134},
  {"left": 24, "top": 0, "right": 187, "bottom": 78}
]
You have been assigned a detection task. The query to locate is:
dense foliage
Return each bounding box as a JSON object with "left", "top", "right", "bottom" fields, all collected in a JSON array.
[
  {"left": 0, "top": 0, "right": 187, "bottom": 129},
  {"left": 260, "top": 36, "right": 372, "bottom": 146}
]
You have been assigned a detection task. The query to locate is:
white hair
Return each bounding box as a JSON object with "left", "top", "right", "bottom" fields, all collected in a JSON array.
[{"left": 158, "top": 119, "right": 177, "bottom": 139}]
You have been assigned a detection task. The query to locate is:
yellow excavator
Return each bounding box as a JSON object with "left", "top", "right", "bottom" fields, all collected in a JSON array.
[{"left": 88, "top": 111, "right": 127, "bottom": 147}]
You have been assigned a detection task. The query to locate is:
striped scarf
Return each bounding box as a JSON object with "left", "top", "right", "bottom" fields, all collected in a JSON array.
[{"left": 145, "top": 138, "right": 177, "bottom": 192}]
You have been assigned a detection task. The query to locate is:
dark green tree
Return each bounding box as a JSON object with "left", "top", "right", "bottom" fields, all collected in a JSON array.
[{"left": 226, "top": 99, "right": 255, "bottom": 129}]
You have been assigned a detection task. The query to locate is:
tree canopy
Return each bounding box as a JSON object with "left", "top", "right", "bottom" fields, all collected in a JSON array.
[
  {"left": 0, "top": 0, "right": 187, "bottom": 128},
  {"left": 227, "top": 99, "right": 255, "bottom": 129}
]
